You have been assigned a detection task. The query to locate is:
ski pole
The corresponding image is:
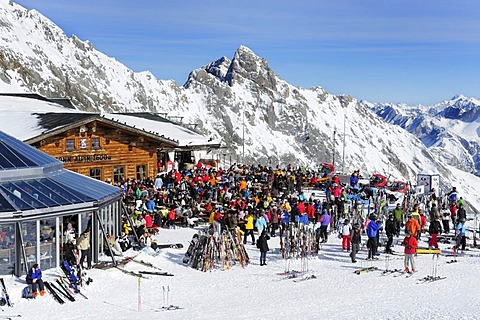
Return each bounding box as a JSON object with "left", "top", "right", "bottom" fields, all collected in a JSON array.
[{"left": 137, "top": 276, "right": 141, "bottom": 312}]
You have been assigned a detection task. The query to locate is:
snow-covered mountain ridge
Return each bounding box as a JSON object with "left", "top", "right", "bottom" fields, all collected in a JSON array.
[
  {"left": 362, "top": 94, "right": 480, "bottom": 175},
  {"left": 0, "top": 0, "right": 479, "bottom": 207}
]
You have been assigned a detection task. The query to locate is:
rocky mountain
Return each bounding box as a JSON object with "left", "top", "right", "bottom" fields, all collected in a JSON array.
[
  {"left": 362, "top": 94, "right": 480, "bottom": 176},
  {"left": 1, "top": 0, "right": 479, "bottom": 204}
]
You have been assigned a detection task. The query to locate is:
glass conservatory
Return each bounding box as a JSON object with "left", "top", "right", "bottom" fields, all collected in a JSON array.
[{"left": 0, "top": 131, "right": 122, "bottom": 276}]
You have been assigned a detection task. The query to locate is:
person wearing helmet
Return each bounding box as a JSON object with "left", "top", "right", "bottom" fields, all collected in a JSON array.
[
  {"left": 385, "top": 214, "right": 396, "bottom": 254},
  {"left": 402, "top": 230, "right": 418, "bottom": 273},
  {"left": 366, "top": 215, "right": 382, "bottom": 260},
  {"left": 350, "top": 223, "right": 362, "bottom": 263}
]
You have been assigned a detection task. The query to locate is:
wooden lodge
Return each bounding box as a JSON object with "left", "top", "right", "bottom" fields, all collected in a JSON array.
[{"left": 25, "top": 113, "right": 179, "bottom": 183}]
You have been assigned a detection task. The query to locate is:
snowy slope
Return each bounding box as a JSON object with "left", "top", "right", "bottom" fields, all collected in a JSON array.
[
  {"left": 0, "top": 0, "right": 479, "bottom": 208},
  {"left": 5, "top": 224, "right": 480, "bottom": 320}
]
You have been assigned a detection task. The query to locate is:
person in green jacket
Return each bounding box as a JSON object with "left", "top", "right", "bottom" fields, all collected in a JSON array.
[{"left": 392, "top": 203, "right": 404, "bottom": 237}]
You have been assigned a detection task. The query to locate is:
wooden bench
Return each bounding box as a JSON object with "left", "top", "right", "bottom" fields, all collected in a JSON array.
[{"left": 24, "top": 243, "right": 53, "bottom": 265}]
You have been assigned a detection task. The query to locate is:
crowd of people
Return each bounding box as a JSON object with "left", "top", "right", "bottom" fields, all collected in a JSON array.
[{"left": 113, "top": 163, "right": 472, "bottom": 270}]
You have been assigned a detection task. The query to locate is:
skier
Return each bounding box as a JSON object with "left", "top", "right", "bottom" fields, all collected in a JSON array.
[
  {"left": 350, "top": 223, "right": 362, "bottom": 263},
  {"left": 385, "top": 214, "right": 396, "bottom": 254},
  {"left": 349, "top": 170, "right": 359, "bottom": 188},
  {"left": 402, "top": 230, "right": 418, "bottom": 273},
  {"left": 428, "top": 214, "right": 442, "bottom": 249},
  {"left": 440, "top": 203, "right": 451, "bottom": 233},
  {"left": 448, "top": 186, "right": 458, "bottom": 206},
  {"left": 255, "top": 210, "right": 268, "bottom": 235},
  {"left": 366, "top": 215, "right": 381, "bottom": 260},
  {"left": 25, "top": 263, "right": 45, "bottom": 298},
  {"left": 318, "top": 209, "right": 331, "bottom": 243},
  {"left": 456, "top": 203, "right": 466, "bottom": 225},
  {"left": 257, "top": 230, "right": 270, "bottom": 266},
  {"left": 405, "top": 214, "right": 421, "bottom": 240},
  {"left": 392, "top": 203, "right": 403, "bottom": 237},
  {"left": 243, "top": 212, "right": 255, "bottom": 245},
  {"left": 454, "top": 218, "right": 467, "bottom": 252},
  {"left": 342, "top": 219, "right": 352, "bottom": 251}
]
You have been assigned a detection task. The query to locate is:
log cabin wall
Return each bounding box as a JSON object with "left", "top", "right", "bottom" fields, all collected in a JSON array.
[{"left": 31, "top": 121, "right": 173, "bottom": 183}]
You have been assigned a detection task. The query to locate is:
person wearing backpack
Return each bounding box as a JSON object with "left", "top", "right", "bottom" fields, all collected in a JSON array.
[
  {"left": 257, "top": 230, "right": 270, "bottom": 266},
  {"left": 428, "top": 214, "right": 442, "bottom": 249},
  {"left": 25, "top": 264, "right": 45, "bottom": 298},
  {"left": 448, "top": 187, "right": 458, "bottom": 206}
]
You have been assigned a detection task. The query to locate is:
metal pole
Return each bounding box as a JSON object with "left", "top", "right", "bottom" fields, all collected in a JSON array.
[
  {"left": 342, "top": 116, "right": 346, "bottom": 174},
  {"left": 242, "top": 106, "right": 245, "bottom": 164},
  {"left": 332, "top": 130, "right": 336, "bottom": 169}
]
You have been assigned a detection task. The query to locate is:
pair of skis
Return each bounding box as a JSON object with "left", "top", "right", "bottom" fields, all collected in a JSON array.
[
  {"left": 354, "top": 266, "right": 378, "bottom": 275},
  {"left": 44, "top": 281, "right": 66, "bottom": 304},
  {"left": 417, "top": 275, "right": 447, "bottom": 283},
  {"left": 381, "top": 269, "right": 402, "bottom": 276},
  {"left": 0, "top": 278, "right": 13, "bottom": 308},
  {"left": 393, "top": 271, "right": 416, "bottom": 278}
]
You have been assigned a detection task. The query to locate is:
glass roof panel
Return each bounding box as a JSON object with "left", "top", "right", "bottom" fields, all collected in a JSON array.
[
  {"left": 0, "top": 131, "right": 60, "bottom": 168},
  {"left": 40, "top": 178, "right": 95, "bottom": 203},
  {"left": 8, "top": 181, "right": 59, "bottom": 206},
  {"left": 50, "top": 171, "right": 120, "bottom": 202},
  {"left": 0, "top": 192, "right": 15, "bottom": 212},
  {"left": 0, "top": 185, "right": 38, "bottom": 210}
]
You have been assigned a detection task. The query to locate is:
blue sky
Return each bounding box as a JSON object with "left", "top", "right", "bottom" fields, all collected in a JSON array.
[{"left": 14, "top": 0, "right": 480, "bottom": 105}]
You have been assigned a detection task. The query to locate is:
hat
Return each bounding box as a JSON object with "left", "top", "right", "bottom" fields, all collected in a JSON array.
[
  {"left": 353, "top": 223, "right": 360, "bottom": 229},
  {"left": 406, "top": 230, "right": 412, "bottom": 236},
  {"left": 67, "top": 223, "right": 72, "bottom": 229}
]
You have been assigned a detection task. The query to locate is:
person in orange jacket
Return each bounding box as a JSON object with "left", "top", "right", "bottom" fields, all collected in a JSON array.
[
  {"left": 405, "top": 214, "right": 421, "bottom": 239},
  {"left": 402, "top": 230, "right": 418, "bottom": 273}
]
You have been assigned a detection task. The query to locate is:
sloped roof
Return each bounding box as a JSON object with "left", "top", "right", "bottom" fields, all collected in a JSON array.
[{"left": 0, "top": 130, "right": 121, "bottom": 220}]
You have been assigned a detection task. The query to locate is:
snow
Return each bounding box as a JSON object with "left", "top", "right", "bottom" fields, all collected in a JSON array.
[{"left": 6, "top": 221, "right": 480, "bottom": 320}]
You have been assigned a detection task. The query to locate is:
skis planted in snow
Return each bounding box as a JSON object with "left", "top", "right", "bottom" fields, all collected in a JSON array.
[{"left": 44, "top": 281, "right": 65, "bottom": 304}]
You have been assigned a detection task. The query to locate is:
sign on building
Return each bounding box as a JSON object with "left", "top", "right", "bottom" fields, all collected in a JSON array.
[{"left": 417, "top": 174, "right": 440, "bottom": 197}]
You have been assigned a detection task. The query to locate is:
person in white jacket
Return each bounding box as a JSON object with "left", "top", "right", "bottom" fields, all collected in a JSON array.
[{"left": 342, "top": 219, "right": 352, "bottom": 251}]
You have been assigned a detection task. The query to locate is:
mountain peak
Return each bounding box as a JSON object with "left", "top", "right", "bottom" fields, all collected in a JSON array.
[
  {"left": 225, "top": 45, "right": 277, "bottom": 89},
  {"left": 451, "top": 94, "right": 467, "bottom": 101}
]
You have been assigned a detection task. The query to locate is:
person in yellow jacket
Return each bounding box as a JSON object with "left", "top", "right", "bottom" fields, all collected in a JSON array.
[
  {"left": 281, "top": 200, "right": 291, "bottom": 213},
  {"left": 243, "top": 212, "right": 255, "bottom": 245},
  {"left": 76, "top": 230, "right": 91, "bottom": 269}
]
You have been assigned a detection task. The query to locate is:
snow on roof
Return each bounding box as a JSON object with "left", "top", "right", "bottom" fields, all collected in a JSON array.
[
  {"left": 0, "top": 95, "right": 219, "bottom": 148},
  {"left": 105, "top": 113, "right": 219, "bottom": 147},
  {"left": 0, "top": 95, "right": 80, "bottom": 140}
]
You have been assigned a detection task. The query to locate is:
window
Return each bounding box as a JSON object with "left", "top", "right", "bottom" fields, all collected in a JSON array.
[
  {"left": 66, "top": 139, "right": 75, "bottom": 151},
  {"left": 91, "top": 138, "right": 100, "bottom": 150},
  {"left": 90, "top": 168, "right": 101, "bottom": 180},
  {"left": 113, "top": 166, "right": 124, "bottom": 183},
  {"left": 79, "top": 138, "right": 87, "bottom": 150},
  {"left": 136, "top": 165, "right": 147, "bottom": 180}
]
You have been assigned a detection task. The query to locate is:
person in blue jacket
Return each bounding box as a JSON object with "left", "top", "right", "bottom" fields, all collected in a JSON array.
[
  {"left": 367, "top": 215, "right": 382, "bottom": 260},
  {"left": 454, "top": 218, "right": 467, "bottom": 252},
  {"left": 26, "top": 263, "right": 45, "bottom": 298}
]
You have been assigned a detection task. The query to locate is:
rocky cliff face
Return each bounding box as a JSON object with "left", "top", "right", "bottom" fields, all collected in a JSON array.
[{"left": 0, "top": 0, "right": 477, "bottom": 188}]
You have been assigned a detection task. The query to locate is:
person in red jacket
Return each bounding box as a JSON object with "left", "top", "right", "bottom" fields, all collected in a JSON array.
[{"left": 402, "top": 230, "right": 418, "bottom": 273}]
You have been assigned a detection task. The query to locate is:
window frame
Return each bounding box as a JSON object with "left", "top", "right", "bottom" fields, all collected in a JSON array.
[{"left": 65, "top": 139, "right": 75, "bottom": 151}]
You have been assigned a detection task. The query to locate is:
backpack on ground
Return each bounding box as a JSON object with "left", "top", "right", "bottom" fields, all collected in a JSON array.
[{"left": 22, "top": 285, "right": 34, "bottom": 299}]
